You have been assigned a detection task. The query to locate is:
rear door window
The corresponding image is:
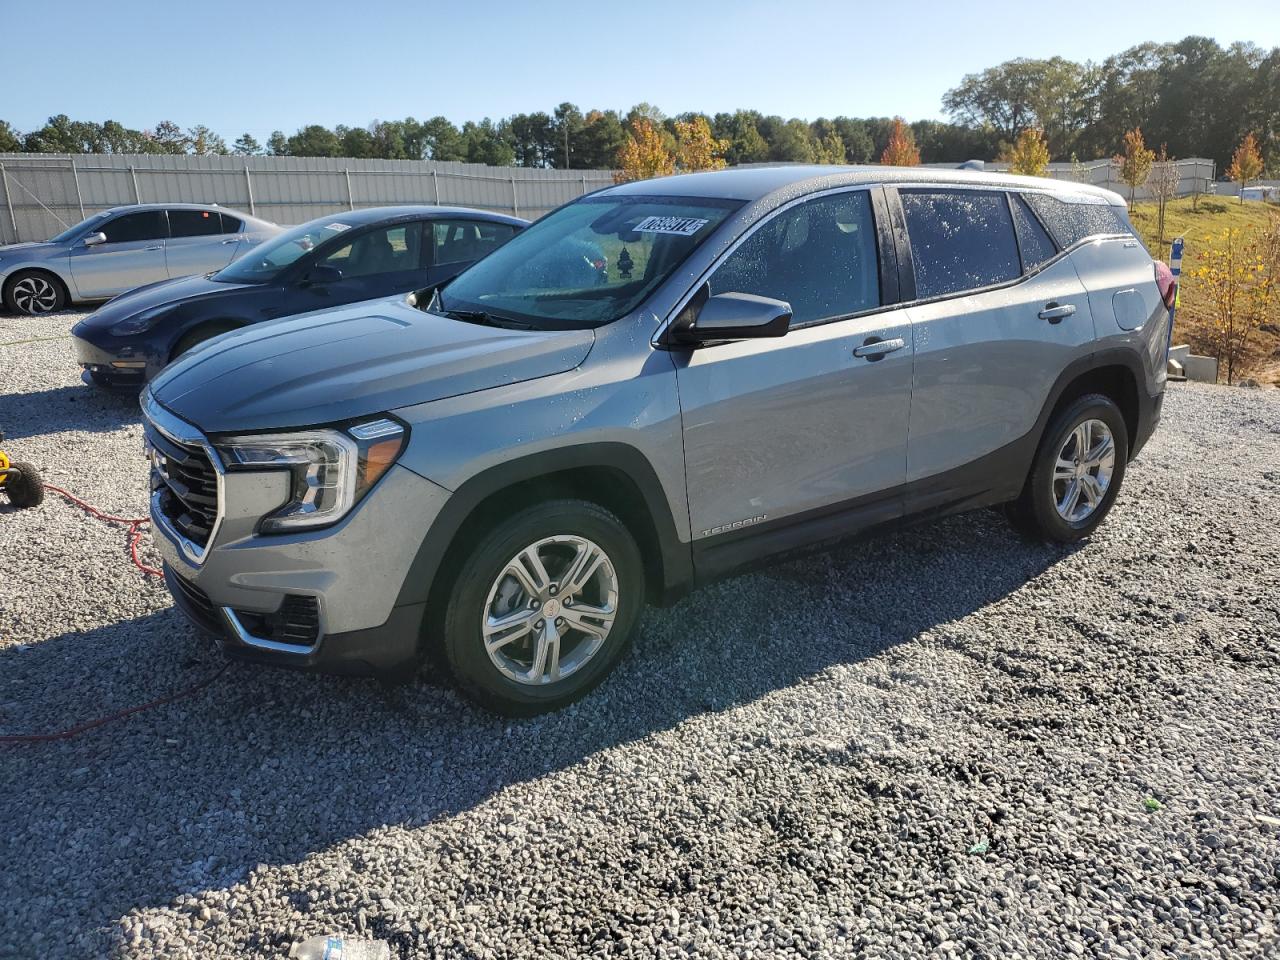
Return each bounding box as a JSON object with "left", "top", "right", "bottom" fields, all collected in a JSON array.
[
  {"left": 168, "top": 209, "right": 223, "bottom": 238},
  {"left": 218, "top": 213, "right": 242, "bottom": 234},
  {"left": 99, "top": 210, "right": 168, "bottom": 243},
  {"left": 432, "top": 219, "right": 518, "bottom": 267},
  {"left": 1022, "top": 193, "right": 1134, "bottom": 248},
  {"left": 1009, "top": 194, "right": 1058, "bottom": 271},
  {"left": 710, "top": 190, "right": 881, "bottom": 326},
  {"left": 900, "top": 189, "right": 1021, "bottom": 298}
]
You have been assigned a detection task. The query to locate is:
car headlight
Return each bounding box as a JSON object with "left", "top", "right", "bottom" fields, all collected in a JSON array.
[
  {"left": 214, "top": 418, "right": 406, "bottom": 533},
  {"left": 109, "top": 305, "right": 170, "bottom": 336}
]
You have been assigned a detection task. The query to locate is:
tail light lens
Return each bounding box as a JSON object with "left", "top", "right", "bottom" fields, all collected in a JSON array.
[{"left": 1155, "top": 260, "right": 1177, "bottom": 310}]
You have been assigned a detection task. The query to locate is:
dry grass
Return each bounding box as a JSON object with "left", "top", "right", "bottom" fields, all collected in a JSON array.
[{"left": 1129, "top": 197, "right": 1280, "bottom": 385}]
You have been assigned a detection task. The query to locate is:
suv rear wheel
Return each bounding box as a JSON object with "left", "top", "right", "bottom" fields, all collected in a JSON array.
[
  {"left": 1008, "top": 393, "right": 1129, "bottom": 543},
  {"left": 440, "top": 499, "right": 645, "bottom": 715}
]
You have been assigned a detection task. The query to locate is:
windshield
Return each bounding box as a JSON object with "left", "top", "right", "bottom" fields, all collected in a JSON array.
[
  {"left": 50, "top": 212, "right": 110, "bottom": 243},
  {"left": 438, "top": 195, "right": 740, "bottom": 328},
  {"left": 214, "top": 218, "right": 357, "bottom": 283}
]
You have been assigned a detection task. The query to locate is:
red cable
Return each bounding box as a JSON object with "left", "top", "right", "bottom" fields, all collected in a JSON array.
[
  {"left": 0, "top": 663, "right": 229, "bottom": 744},
  {"left": 44, "top": 484, "right": 163, "bottom": 578},
  {"left": 0, "top": 485, "right": 226, "bottom": 745}
]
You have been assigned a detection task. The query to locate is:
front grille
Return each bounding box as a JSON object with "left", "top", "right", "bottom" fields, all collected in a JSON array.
[
  {"left": 234, "top": 595, "right": 321, "bottom": 648},
  {"left": 147, "top": 426, "right": 219, "bottom": 548}
]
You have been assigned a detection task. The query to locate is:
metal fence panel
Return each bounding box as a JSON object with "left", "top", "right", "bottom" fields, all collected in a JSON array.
[{"left": 0, "top": 153, "right": 618, "bottom": 243}]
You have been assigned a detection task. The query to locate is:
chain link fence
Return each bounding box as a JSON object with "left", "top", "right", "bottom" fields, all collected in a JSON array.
[{"left": 0, "top": 154, "right": 619, "bottom": 244}]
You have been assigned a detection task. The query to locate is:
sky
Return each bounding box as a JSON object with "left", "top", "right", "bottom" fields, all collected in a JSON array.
[{"left": 4, "top": 0, "right": 1280, "bottom": 143}]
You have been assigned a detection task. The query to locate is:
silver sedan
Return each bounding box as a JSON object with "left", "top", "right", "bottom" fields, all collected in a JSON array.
[{"left": 0, "top": 203, "right": 279, "bottom": 315}]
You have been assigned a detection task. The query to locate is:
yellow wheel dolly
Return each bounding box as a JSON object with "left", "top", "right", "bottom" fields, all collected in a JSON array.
[{"left": 0, "top": 431, "right": 44, "bottom": 509}]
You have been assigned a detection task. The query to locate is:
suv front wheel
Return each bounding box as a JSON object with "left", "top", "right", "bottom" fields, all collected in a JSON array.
[
  {"left": 440, "top": 499, "right": 645, "bottom": 715},
  {"left": 1008, "top": 393, "right": 1129, "bottom": 543}
]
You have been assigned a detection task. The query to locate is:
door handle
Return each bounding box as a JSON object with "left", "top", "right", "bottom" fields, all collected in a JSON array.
[
  {"left": 221, "top": 237, "right": 240, "bottom": 245},
  {"left": 145, "top": 244, "right": 163, "bottom": 251},
  {"left": 1039, "top": 302, "right": 1076, "bottom": 323},
  {"left": 853, "top": 337, "right": 906, "bottom": 360}
]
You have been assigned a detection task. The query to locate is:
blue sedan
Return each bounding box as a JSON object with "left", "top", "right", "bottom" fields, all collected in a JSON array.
[{"left": 72, "top": 205, "right": 525, "bottom": 388}]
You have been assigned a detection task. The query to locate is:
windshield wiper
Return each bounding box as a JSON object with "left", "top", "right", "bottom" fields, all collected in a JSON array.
[{"left": 443, "top": 309, "right": 532, "bottom": 330}]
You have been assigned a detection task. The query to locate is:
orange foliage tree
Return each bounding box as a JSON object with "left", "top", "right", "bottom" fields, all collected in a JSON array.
[
  {"left": 613, "top": 118, "right": 675, "bottom": 183},
  {"left": 880, "top": 118, "right": 920, "bottom": 166}
]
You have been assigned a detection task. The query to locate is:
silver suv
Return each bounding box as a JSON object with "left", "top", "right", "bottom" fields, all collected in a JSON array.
[{"left": 142, "top": 166, "right": 1171, "bottom": 715}]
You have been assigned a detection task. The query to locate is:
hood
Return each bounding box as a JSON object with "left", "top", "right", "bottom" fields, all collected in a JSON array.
[
  {"left": 0, "top": 241, "right": 54, "bottom": 256},
  {"left": 148, "top": 297, "right": 595, "bottom": 434},
  {"left": 79, "top": 273, "right": 250, "bottom": 328}
]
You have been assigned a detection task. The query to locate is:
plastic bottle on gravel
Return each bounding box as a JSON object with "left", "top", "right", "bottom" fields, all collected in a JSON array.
[{"left": 290, "top": 935, "right": 391, "bottom": 960}]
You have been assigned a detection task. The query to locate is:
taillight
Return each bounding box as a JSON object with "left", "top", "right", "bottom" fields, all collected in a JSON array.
[{"left": 1155, "top": 260, "right": 1177, "bottom": 310}]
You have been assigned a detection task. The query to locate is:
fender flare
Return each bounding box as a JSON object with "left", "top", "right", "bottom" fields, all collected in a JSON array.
[{"left": 393, "top": 442, "right": 693, "bottom": 610}]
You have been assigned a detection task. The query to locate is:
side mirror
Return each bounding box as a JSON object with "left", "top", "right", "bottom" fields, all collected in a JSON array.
[
  {"left": 82, "top": 232, "right": 107, "bottom": 248},
  {"left": 671, "top": 290, "right": 792, "bottom": 345},
  {"left": 304, "top": 264, "right": 343, "bottom": 285}
]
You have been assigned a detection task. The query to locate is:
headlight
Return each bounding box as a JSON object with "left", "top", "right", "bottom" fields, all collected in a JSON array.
[
  {"left": 214, "top": 418, "right": 406, "bottom": 533},
  {"left": 109, "top": 305, "right": 169, "bottom": 336}
]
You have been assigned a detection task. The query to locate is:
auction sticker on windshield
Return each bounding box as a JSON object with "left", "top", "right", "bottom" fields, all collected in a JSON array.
[
  {"left": 633, "top": 216, "right": 709, "bottom": 236},
  {"left": 325, "top": 222, "right": 352, "bottom": 232}
]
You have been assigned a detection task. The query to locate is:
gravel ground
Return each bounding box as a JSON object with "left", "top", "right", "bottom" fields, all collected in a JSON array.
[{"left": 1, "top": 309, "right": 1278, "bottom": 959}]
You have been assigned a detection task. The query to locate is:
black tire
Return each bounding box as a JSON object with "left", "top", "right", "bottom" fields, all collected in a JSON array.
[
  {"left": 440, "top": 499, "right": 645, "bottom": 716},
  {"left": 1008, "top": 393, "right": 1128, "bottom": 543},
  {"left": 171, "top": 321, "right": 238, "bottom": 361},
  {"left": 5, "top": 461, "right": 45, "bottom": 509},
  {"left": 3, "top": 270, "right": 67, "bottom": 316}
]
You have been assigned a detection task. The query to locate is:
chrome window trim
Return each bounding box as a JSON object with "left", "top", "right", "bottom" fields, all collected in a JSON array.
[
  {"left": 141, "top": 388, "right": 226, "bottom": 567},
  {"left": 220, "top": 605, "right": 324, "bottom": 656}
]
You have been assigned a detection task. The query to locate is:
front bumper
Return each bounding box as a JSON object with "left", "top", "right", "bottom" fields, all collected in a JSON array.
[
  {"left": 72, "top": 326, "right": 166, "bottom": 387},
  {"left": 151, "top": 440, "right": 452, "bottom": 678}
]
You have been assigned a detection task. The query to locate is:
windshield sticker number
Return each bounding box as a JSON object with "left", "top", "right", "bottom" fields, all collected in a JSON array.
[
  {"left": 633, "top": 216, "right": 709, "bottom": 236},
  {"left": 324, "top": 222, "right": 352, "bottom": 232}
]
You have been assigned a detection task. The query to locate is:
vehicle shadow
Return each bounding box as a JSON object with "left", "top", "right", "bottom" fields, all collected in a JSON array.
[
  {"left": 0, "top": 383, "right": 141, "bottom": 439},
  {"left": 0, "top": 509, "right": 1080, "bottom": 952}
]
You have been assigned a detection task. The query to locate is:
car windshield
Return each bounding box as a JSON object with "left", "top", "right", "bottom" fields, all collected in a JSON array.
[
  {"left": 214, "top": 218, "right": 357, "bottom": 282},
  {"left": 50, "top": 211, "right": 110, "bottom": 243},
  {"left": 437, "top": 195, "right": 740, "bottom": 328}
]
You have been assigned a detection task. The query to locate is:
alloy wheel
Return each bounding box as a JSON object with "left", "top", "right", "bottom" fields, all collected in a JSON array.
[
  {"left": 12, "top": 275, "right": 59, "bottom": 315},
  {"left": 482, "top": 534, "right": 618, "bottom": 686},
  {"left": 1053, "top": 418, "right": 1116, "bottom": 523}
]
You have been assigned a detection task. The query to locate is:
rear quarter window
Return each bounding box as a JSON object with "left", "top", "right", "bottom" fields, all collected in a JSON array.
[
  {"left": 1022, "top": 193, "right": 1135, "bottom": 249},
  {"left": 900, "top": 189, "right": 1021, "bottom": 299},
  {"left": 1010, "top": 194, "right": 1058, "bottom": 270}
]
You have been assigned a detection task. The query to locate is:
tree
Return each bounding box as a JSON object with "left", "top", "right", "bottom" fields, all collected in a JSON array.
[
  {"left": 1003, "top": 127, "right": 1050, "bottom": 175},
  {"left": 151, "top": 120, "right": 190, "bottom": 154},
  {"left": 459, "top": 119, "right": 514, "bottom": 166},
  {"left": 1227, "top": 132, "right": 1264, "bottom": 203},
  {"left": 232, "top": 133, "right": 261, "bottom": 156},
  {"left": 673, "top": 115, "right": 728, "bottom": 172},
  {"left": 1114, "top": 127, "right": 1154, "bottom": 206},
  {"left": 880, "top": 118, "right": 921, "bottom": 166},
  {"left": 614, "top": 118, "right": 674, "bottom": 183},
  {"left": 286, "top": 124, "right": 341, "bottom": 157},
  {"left": 943, "top": 56, "right": 1089, "bottom": 157},
  {"left": 421, "top": 116, "right": 463, "bottom": 161},
  {"left": 187, "top": 125, "right": 227, "bottom": 155},
  {"left": 336, "top": 125, "right": 375, "bottom": 158},
  {"left": 1147, "top": 144, "right": 1181, "bottom": 248},
  {"left": 553, "top": 102, "right": 584, "bottom": 169},
  {"left": 0, "top": 120, "right": 21, "bottom": 153},
  {"left": 1188, "top": 226, "right": 1276, "bottom": 383},
  {"left": 714, "top": 111, "right": 769, "bottom": 165},
  {"left": 576, "top": 111, "right": 626, "bottom": 169},
  {"left": 266, "top": 130, "right": 289, "bottom": 156},
  {"left": 770, "top": 119, "right": 816, "bottom": 163}
]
